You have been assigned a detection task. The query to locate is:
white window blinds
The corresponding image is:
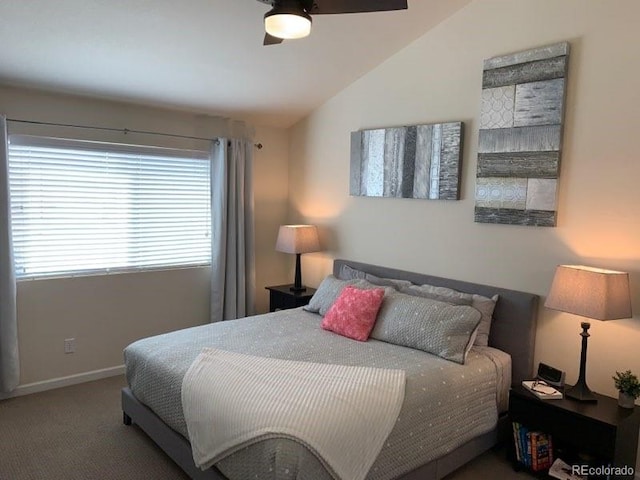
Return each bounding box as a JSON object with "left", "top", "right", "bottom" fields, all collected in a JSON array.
[{"left": 8, "top": 135, "right": 211, "bottom": 279}]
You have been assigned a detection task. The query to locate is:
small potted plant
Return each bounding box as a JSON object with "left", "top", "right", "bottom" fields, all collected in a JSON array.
[{"left": 612, "top": 370, "right": 640, "bottom": 408}]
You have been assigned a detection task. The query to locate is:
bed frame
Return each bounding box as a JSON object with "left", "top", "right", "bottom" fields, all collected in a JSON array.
[{"left": 122, "top": 258, "right": 539, "bottom": 480}]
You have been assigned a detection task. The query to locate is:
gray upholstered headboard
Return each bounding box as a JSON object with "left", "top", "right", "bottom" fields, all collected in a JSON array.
[{"left": 333, "top": 259, "right": 539, "bottom": 386}]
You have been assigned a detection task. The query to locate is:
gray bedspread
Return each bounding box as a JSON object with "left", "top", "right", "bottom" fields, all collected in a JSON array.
[{"left": 124, "top": 307, "right": 510, "bottom": 480}]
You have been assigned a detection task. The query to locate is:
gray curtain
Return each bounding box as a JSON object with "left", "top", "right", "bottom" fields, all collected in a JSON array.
[
  {"left": 0, "top": 115, "right": 19, "bottom": 392},
  {"left": 210, "top": 138, "right": 255, "bottom": 322}
]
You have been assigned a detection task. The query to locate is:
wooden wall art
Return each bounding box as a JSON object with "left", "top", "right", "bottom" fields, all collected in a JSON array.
[
  {"left": 350, "top": 122, "right": 463, "bottom": 200},
  {"left": 475, "top": 42, "right": 570, "bottom": 227}
]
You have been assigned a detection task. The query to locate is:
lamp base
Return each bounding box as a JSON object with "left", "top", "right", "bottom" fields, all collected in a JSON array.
[
  {"left": 290, "top": 253, "right": 306, "bottom": 292},
  {"left": 563, "top": 321, "right": 597, "bottom": 403},
  {"left": 565, "top": 380, "right": 597, "bottom": 403}
]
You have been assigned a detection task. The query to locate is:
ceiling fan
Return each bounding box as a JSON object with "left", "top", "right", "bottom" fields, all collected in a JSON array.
[{"left": 257, "top": 0, "right": 408, "bottom": 45}]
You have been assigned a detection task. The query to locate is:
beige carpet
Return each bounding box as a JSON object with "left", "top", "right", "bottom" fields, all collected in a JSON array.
[{"left": 0, "top": 375, "right": 534, "bottom": 480}]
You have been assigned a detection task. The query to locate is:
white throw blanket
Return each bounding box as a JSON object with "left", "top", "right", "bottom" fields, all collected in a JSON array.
[{"left": 181, "top": 348, "right": 406, "bottom": 480}]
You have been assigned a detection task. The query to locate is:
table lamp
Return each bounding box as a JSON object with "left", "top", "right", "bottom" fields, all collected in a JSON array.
[
  {"left": 545, "top": 265, "right": 632, "bottom": 402},
  {"left": 275, "top": 225, "right": 320, "bottom": 292}
]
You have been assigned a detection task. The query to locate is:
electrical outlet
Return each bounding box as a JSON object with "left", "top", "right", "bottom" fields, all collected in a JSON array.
[{"left": 64, "top": 338, "right": 76, "bottom": 354}]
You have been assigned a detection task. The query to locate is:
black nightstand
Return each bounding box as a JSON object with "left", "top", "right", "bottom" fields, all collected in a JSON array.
[
  {"left": 265, "top": 284, "right": 317, "bottom": 312},
  {"left": 509, "top": 385, "right": 640, "bottom": 479}
]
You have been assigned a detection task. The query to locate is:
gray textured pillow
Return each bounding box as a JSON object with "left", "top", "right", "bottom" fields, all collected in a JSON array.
[
  {"left": 337, "top": 264, "right": 367, "bottom": 280},
  {"left": 337, "top": 264, "right": 413, "bottom": 290},
  {"left": 304, "top": 275, "right": 394, "bottom": 316},
  {"left": 399, "top": 284, "right": 498, "bottom": 347},
  {"left": 371, "top": 292, "right": 482, "bottom": 364}
]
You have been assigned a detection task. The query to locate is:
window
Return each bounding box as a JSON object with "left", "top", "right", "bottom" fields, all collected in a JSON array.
[{"left": 8, "top": 135, "right": 211, "bottom": 279}]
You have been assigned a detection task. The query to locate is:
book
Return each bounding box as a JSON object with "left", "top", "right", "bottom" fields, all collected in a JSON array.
[
  {"left": 512, "top": 422, "right": 522, "bottom": 463},
  {"left": 530, "top": 431, "right": 553, "bottom": 471},
  {"left": 522, "top": 380, "right": 563, "bottom": 400},
  {"left": 513, "top": 422, "right": 528, "bottom": 465},
  {"left": 548, "top": 458, "right": 585, "bottom": 480},
  {"left": 512, "top": 422, "right": 554, "bottom": 471},
  {"left": 518, "top": 423, "right": 530, "bottom": 467}
]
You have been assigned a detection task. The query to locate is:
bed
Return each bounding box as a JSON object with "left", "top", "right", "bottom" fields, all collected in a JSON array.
[{"left": 121, "top": 259, "right": 539, "bottom": 480}]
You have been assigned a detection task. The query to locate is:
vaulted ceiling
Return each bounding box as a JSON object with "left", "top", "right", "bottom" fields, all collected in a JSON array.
[{"left": 0, "top": 0, "right": 470, "bottom": 127}]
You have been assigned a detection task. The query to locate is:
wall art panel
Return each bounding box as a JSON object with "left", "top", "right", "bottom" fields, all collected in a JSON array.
[
  {"left": 351, "top": 122, "right": 463, "bottom": 200},
  {"left": 475, "top": 42, "right": 569, "bottom": 227}
]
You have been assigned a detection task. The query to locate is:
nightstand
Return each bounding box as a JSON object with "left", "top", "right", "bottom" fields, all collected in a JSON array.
[
  {"left": 265, "top": 284, "right": 317, "bottom": 312},
  {"left": 509, "top": 385, "right": 640, "bottom": 479}
]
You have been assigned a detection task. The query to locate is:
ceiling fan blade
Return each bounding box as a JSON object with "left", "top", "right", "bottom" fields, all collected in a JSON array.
[
  {"left": 263, "top": 32, "right": 284, "bottom": 46},
  {"left": 310, "top": 0, "right": 408, "bottom": 15}
]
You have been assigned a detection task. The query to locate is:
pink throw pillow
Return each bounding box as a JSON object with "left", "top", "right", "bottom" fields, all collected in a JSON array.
[{"left": 321, "top": 285, "right": 385, "bottom": 341}]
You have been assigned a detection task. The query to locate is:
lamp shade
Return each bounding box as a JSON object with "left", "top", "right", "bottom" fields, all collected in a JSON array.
[
  {"left": 275, "top": 225, "right": 320, "bottom": 254},
  {"left": 544, "top": 265, "right": 632, "bottom": 320}
]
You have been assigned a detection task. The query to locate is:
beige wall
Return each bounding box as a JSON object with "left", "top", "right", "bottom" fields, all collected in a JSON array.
[
  {"left": 1, "top": 86, "right": 290, "bottom": 386},
  {"left": 289, "top": 0, "right": 640, "bottom": 402}
]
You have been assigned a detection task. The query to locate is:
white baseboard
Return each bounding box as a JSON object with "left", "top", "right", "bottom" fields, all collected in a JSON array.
[{"left": 0, "top": 365, "right": 125, "bottom": 400}]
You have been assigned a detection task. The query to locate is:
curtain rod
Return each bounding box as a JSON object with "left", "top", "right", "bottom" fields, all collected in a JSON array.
[{"left": 6, "top": 118, "right": 263, "bottom": 149}]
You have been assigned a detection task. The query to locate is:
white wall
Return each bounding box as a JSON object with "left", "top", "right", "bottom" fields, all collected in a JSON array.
[
  {"left": 0, "top": 86, "right": 291, "bottom": 386},
  {"left": 290, "top": 1, "right": 640, "bottom": 467},
  {"left": 289, "top": 0, "right": 640, "bottom": 425}
]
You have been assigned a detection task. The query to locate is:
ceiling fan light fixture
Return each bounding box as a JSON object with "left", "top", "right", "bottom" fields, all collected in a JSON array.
[{"left": 264, "top": 6, "right": 312, "bottom": 40}]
